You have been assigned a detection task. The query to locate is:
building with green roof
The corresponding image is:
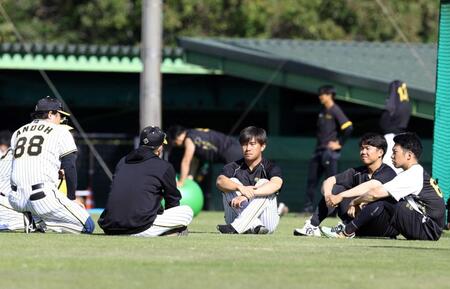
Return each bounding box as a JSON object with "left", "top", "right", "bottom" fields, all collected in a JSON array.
[{"left": 0, "top": 39, "right": 436, "bottom": 210}]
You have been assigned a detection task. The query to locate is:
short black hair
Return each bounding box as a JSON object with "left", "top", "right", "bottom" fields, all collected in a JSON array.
[
  {"left": 359, "top": 133, "right": 388, "bottom": 157},
  {"left": 318, "top": 85, "right": 336, "bottom": 97},
  {"left": 31, "top": 110, "right": 57, "bottom": 120},
  {"left": 0, "top": 130, "right": 12, "bottom": 146},
  {"left": 239, "top": 126, "right": 267, "bottom": 145},
  {"left": 393, "top": 132, "right": 423, "bottom": 159},
  {"left": 167, "top": 125, "right": 187, "bottom": 142}
]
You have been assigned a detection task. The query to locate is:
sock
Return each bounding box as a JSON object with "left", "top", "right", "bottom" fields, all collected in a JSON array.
[{"left": 310, "top": 197, "right": 336, "bottom": 227}]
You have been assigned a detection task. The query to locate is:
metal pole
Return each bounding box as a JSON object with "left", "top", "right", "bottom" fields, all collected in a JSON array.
[{"left": 140, "top": 0, "right": 162, "bottom": 130}]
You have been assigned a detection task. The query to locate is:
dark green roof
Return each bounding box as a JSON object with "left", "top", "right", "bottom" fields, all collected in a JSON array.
[
  {"left": 0, "top": 43, "right": 216, "bottom": 74},
  {"left": 179, "top": 37, "right": 437, "bottom": 119}
]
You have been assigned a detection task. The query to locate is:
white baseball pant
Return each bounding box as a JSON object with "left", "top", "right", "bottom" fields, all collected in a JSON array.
[
  {"left": 132, "top": 205, "right": 193, "bottom": 237},
  {"left": 8, "top": 183, "right": 93, "bottom": 234},
  {"left": 222, "top": 178, "right": 279, "bottom": 234},
  {"left": 0, "top": 193, "right": 25, "bottom": 231}
]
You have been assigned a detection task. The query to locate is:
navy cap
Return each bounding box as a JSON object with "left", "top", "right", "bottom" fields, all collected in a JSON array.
[
  {"left": 35, "top": 96, "right": 70, "bottom": 116},
  {"left": 140, "top": 126, "right": 168, "bottom": 148}
]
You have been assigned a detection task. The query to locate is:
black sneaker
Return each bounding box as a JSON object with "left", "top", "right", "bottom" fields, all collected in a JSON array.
[
  {"left": 253, "top": 225, "right": 269, "bottom": 234},
  {"left": 160, "top": 226, "right": 189, "bottom": 237},
  {"left": 34, "top": 220, "right": 47, "bottom": 233},
  {"left": 217, "top": 224, "right": 238, "bottom": 234}
]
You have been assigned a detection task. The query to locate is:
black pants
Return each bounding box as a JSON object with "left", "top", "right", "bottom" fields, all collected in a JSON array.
[
  {"left": 311, "top": 186, "right": 398, "bottom": 239},
  {"left": 304, "top": 148, "right": 340, "bottom": 208},
  {"left": 391, "top": 201, "right": 443, "bottom": 241},
  {"left": 354, "top": 199, "right": 399, "bottom": 238},
  {"left": 310, "top": 184, "right": 351, "bottom": 226}
]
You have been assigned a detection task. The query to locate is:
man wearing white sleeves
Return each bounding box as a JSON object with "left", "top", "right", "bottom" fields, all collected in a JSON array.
[{"left": 322, "top": 132, "right": 445, "bottom": 240}]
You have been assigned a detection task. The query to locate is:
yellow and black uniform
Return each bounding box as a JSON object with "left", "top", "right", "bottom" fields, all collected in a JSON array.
[
  {"left": 186, "top": 129, "right": 242, "bottom": 164},
  {"left": 220, "top": 158, "right": 282, "bottom": 187},
  {"left": 303, "top": 104, "right": 353, "bottom": 211},
  {"left": 382, "top": 164, "right": 446, "bottom": 240},
  {"left": 379, "top": 81, "right": 411, "bottom": 134},
  {"left": 379, "top": 81, "right": 412, "bottom": 173}
]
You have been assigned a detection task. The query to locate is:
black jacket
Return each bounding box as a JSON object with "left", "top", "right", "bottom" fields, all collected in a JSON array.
[{"left": 98, "top": 146, "right": 181, "bottom": 235}]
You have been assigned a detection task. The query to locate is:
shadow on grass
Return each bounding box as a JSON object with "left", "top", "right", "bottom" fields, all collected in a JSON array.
[{"left": 369, "top": 245, "right": 450, "bottom": 251}]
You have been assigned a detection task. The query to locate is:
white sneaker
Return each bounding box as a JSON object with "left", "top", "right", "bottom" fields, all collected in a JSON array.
[
  {"left": 320, "top": 223, "right": 355, "bottom": 239},
  {"left": 293, "top": 219, "right": 321, "bottom": 237},
  {"left": 277, "top": 202, "right": 289, "bottom": 216}
]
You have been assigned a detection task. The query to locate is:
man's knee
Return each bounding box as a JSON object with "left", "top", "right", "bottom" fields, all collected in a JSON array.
[
  {"left": 364, "top": 201, "right": 386, "bottom": 218},
  {"left": 255, "top": 178, "right": 269, "bottom": 187},
  {"left": 332, "top": 184, "right": 346, "bottom": 195}
]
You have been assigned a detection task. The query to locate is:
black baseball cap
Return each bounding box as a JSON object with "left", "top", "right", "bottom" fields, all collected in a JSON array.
[
  {"left": 35, "top": 96, "right": 70, "bottom": 116},
  {"left": 140, "top": 126, "right": 168, "bottom": 148}
]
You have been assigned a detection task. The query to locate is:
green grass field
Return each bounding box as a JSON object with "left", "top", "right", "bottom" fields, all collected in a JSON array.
[{"left": 1, "top": 212, "right": 450, "bottom": 289}]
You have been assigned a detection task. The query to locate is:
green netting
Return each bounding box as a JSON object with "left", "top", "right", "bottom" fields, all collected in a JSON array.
[{"left": 432, "top": 1, "right": 450, "bottom": 202}]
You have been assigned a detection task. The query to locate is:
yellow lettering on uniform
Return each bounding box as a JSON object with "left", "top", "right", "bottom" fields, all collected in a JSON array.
[
  {"left": 430, "top": 178, "right": 443, "bottom": 198},
  {"left": 398, "top": 83, "right": 409, "bottom": 102}
]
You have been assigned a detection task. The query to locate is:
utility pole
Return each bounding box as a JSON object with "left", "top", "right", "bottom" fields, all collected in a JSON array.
[{"left": 140, "top": 0, "right": 162, "bottom": 130}]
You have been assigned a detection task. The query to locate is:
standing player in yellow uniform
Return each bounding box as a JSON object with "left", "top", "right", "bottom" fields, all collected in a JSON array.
[{"left": 302, "top": 85, "right": 353, "bottom": 213}]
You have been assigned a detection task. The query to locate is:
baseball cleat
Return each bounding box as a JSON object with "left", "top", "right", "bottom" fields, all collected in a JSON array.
[
  {"left": 293, "top": 219, "right": 321, "bottom": 237},
  {"left": 277, "top": 202, "right": 289, "bottom": 216},
  {"left": 161, "top": 226, "right": 189, "bottom": 237},
  {"left": 320, "top": 223, "right": 355, "bottom": 239},
  {"left": 253, "top": 225, "right": 269, "bottom": 234},
  {"left": 217, "top": 224, "right": 238, "bottom": 234}
]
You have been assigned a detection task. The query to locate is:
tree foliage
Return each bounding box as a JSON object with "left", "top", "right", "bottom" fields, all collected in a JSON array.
[{"left": 0, "top": 0, "right": 439, "bottom": 45}]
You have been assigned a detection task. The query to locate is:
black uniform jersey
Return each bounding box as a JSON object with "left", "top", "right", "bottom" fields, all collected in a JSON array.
[
  {"left": 98, "top": 147, "right": 181, "bottom": 235},
  {"left": 220, "top": 158, "right": 282, "bottom": 187},
  {"left": 413, "top": 170, "right": 446, "bottom": 225},
  {"left": 379, "top": 81, "right": 412, "bottom": 134},
  {"left": 187, "top": 128, "right": 239, "bottom": 163},
  {"left": 335, "top": 163, "right": 397, "bottom": 189},
  {"left": 316, "top": 104, "right": 352, "bottom": 149}
]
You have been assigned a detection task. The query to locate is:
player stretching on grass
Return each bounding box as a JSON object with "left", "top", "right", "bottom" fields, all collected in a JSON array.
[{"left": 8, "top": 97, "right": 94, "bottom": 234}]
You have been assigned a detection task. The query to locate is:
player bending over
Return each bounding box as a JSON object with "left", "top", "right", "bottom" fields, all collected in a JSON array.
[{"left": 8, "top": 97, "right": 94, "bottom": 234}]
